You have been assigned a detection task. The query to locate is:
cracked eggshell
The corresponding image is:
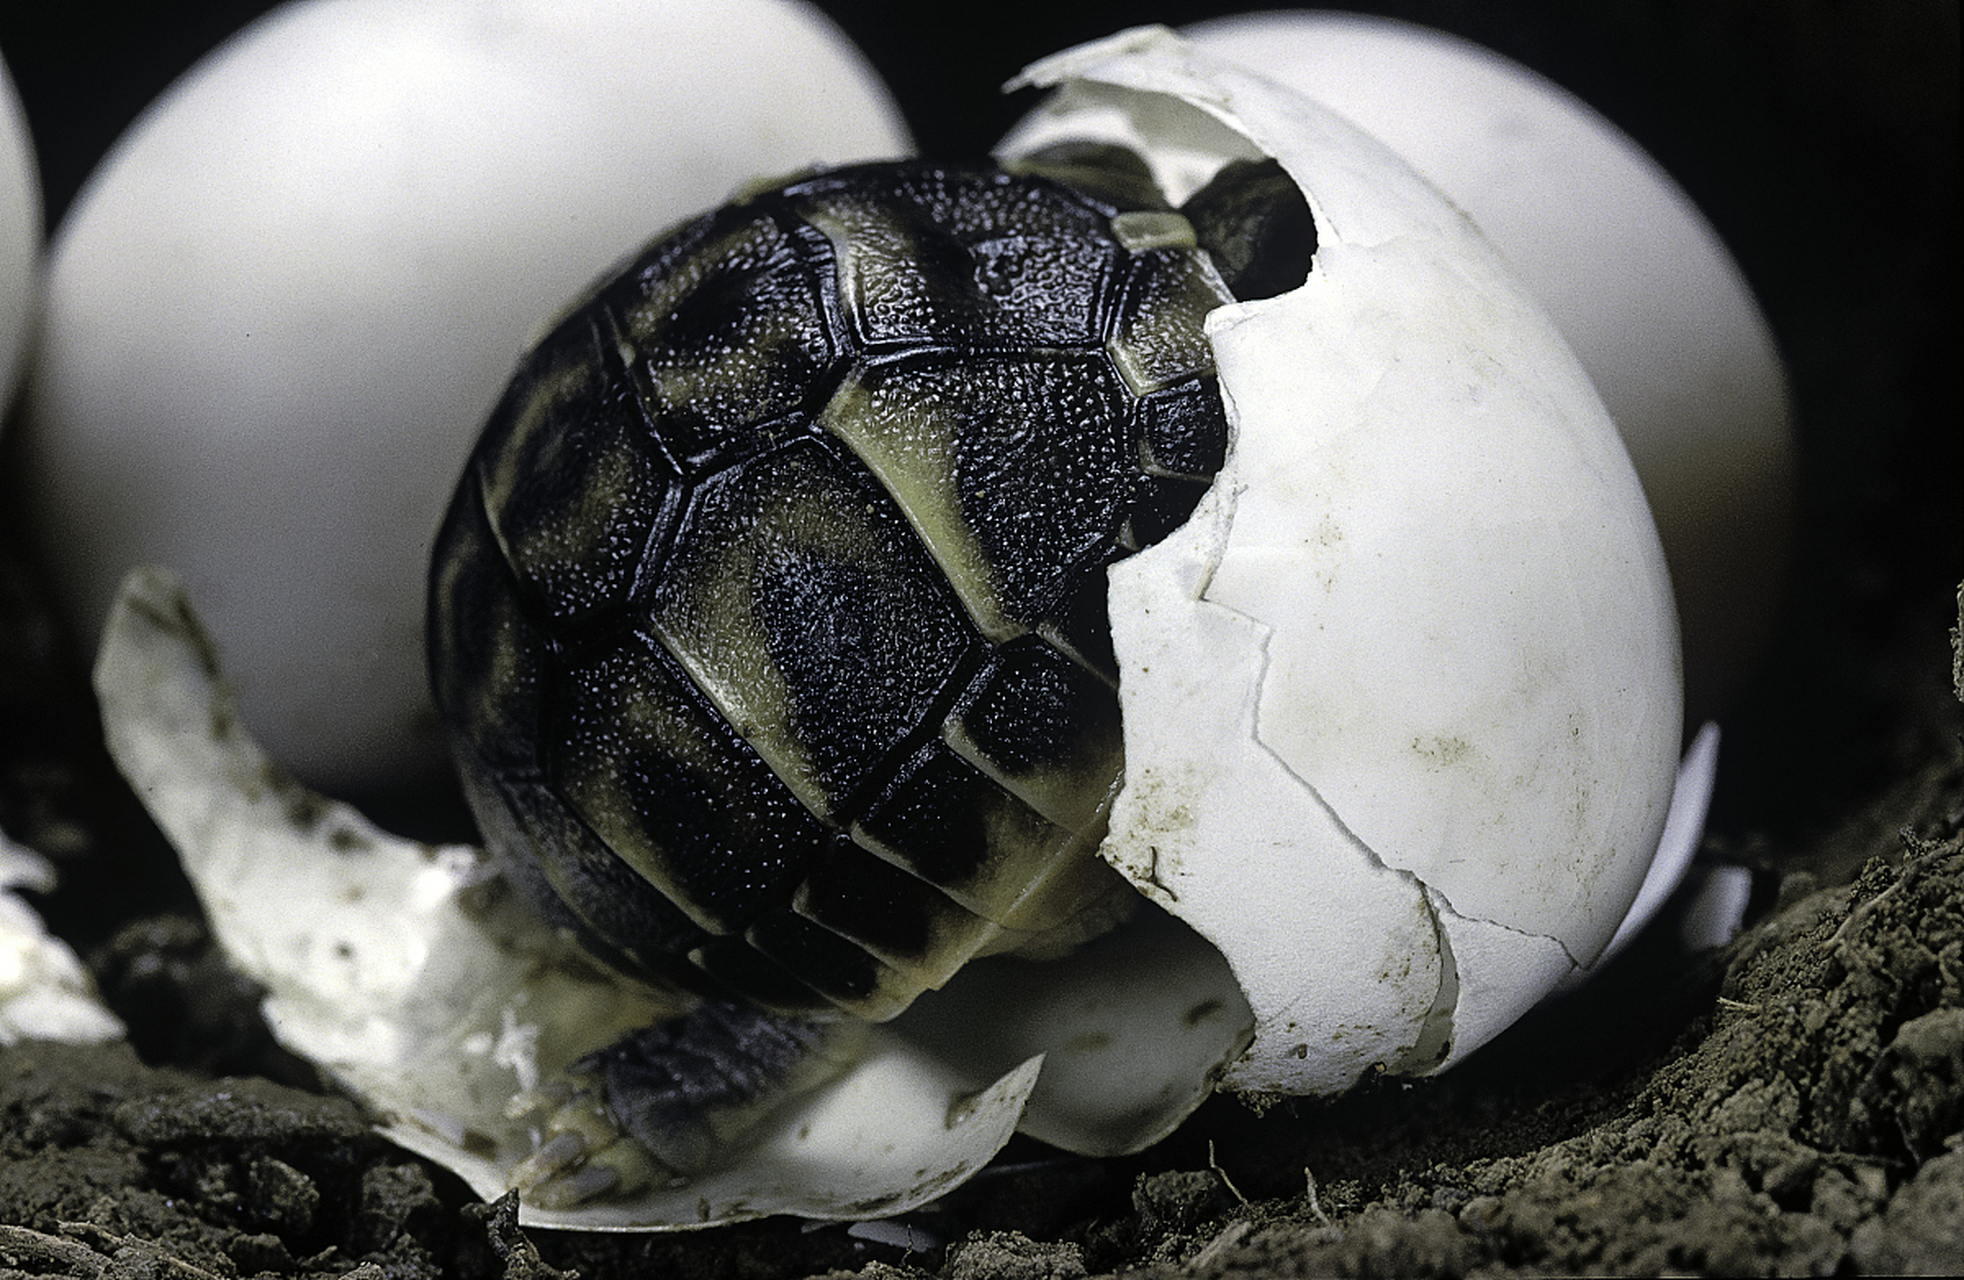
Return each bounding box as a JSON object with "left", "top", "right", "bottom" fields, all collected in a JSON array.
[
  {"left": 1184, "top": 10, "right": 1794, "bottom": 726},
  {"left": 1001, "top": 29, "right": 1683, "bottom": 1092},
  {"left": 98, "top": 558, "right": 1696, "bottom": 1231},
  {"left": 17, "top": 0, "right": 909, "bottom": 799}
]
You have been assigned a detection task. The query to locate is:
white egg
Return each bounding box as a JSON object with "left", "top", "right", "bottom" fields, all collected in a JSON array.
[
  {"left": 90, "top": 27, "right": 1709, "bottom": 1231},
  {"left": 1184, "top": 10, "right": 1794, "bottom": 724},
  {"left": 0, "top": 55, "right": 38, "bottom": 407},
  {"left": 15, "top": 0, "right": 910, "bottom": 797}
]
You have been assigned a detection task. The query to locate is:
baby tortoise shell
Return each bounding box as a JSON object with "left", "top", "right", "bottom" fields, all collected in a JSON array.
[{"left": 429, "top": 158, "right": 1293, "bottom": 1027}]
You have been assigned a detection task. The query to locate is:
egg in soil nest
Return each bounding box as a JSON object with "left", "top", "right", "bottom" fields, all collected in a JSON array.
[
  {"left": 85, "top": 25, "right": 1759, "bottom": 1230},
  {"left": 11, "top": 0, "right": 911, "bottom": 800}
]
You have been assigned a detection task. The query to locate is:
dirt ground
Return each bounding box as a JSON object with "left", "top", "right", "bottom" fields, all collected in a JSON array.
[{"left": 2, "top": 2, "right": 1959, "bottom": 1277}]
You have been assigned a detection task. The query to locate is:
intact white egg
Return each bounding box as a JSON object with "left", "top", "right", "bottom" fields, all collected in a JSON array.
[
  {"left": 1185, "top": 10, "right": 1794, "bottom": 725},
  {"left": 0, "top": 55, "right": 38, "bottom": 407},
  {"left": 15, "top": 0, "right": 910, "bottom": 798}
]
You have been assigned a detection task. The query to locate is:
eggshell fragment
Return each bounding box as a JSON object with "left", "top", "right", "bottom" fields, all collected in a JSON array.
[
  {"left": 891, "top": 904, "right": 1252, "bottom": 1156},
  {"left": 0, "top": 831, "right": 125, "bottom": 1046},
  {"left": 20, "top": 0, "right": 910, "bottom": 798},
  {"left": 1184, "top": 11, "right": 1795, "bottom": 723},
  {"left": 1001, "top": 28, "right": 1684, "bottom": 1091},
  {"left": 92, "top": 566, "right": 1047, "bottom": 1231}
]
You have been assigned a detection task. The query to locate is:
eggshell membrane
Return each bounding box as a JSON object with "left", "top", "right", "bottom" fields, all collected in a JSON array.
[
  {"left": 18, "top": 0, "right": 910, "bottom": 797},
  {"left": 0, "top": 56, "right": 37, "bottom": 407},
  {"left": 1185, "top": 11, "right": 1794, "bottom": 725},
  {"left": 1003, "top": 29, "right": 1682, "bottom": 1090}
]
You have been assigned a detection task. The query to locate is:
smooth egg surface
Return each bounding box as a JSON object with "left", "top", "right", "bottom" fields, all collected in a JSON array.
[
  {"left": 1186, "top": 10, "right": 1795, "bottom": 724},
  {"left": 15, "top": 0, "right": 910, "bottom": 799},
  {"left": 0, "top": 56, "right": 37, "bottom": 407}
]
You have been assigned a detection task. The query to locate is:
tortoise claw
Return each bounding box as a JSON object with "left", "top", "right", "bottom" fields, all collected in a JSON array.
[
  {"left": 502, "top": 1002, "right": 867, "bottom": 1208},
  {"left": 507, "top": 1084, "right": 665, "bottom": 1209}
]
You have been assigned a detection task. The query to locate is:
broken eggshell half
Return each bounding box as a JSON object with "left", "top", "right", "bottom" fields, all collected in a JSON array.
[
  {"left": 1000, "top": 26, "right": 1684, "bottom": 1092},
  {"left": 91, "top": 27, "right": 1705, "bottom": 1231}
]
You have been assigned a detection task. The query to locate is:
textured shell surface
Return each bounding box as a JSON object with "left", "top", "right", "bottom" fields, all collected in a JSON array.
[{"left": 430, "top": 161, "right": 1237, "bottom": 1025}]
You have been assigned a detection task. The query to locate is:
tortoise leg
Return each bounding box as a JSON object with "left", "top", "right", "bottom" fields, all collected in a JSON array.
[{"left": 509, "top": 1000, "right": 866, "bottom": 1207}]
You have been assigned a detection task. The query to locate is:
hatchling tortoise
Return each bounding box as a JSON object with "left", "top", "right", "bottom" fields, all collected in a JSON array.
[{"left": 427, "top": 152, "right": 1311, "bottom": 1201}]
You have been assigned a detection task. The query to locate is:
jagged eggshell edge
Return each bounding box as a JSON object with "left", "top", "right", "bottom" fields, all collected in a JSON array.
[{"left": 1001, "top": 28, "right": 1683, "bottom": 1093}]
